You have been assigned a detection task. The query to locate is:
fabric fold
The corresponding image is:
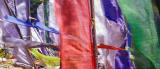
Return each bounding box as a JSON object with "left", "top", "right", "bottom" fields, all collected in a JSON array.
[{"left": 55, "top": 0, "right": 96, "bottom": 69}]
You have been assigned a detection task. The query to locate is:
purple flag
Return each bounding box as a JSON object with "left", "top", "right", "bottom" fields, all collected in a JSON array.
[{"left": 94, "top": 0, "right": 132, "bottom": 69}]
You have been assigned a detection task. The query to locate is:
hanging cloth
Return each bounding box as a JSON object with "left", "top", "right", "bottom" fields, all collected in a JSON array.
[
  {"left": 55, "top": 0, "right": 96, "bottom": 69},
  {"left": 118, "top": 0, "right": 160, "bottom": 68},
  {"left": 94, "top": 0, "right": 132, "bottom": 69},
  {"left": 4, "top": 15, "right": 59, "bottom": 34}
]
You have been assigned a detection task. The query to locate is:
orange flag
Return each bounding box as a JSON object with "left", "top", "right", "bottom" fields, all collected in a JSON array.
[{"left": 55, "top": 0, "right": 96, "bottom": 69}]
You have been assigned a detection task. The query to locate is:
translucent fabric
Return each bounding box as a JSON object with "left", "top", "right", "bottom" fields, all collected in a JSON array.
[
  {"left": 118, "top": 0, "right": 160, "bottom": 68},
  {"left": 0, "top": 0, "right": 34, "bottom": 67},
  {"left": 0, "top": 0, "right": 60, "bottom": 67},
  {"left": 94, "top": 0, "right": 132, "bottom": 69},
  {"left": 55, "top": 0, "right": 96, "bottom": 69}
]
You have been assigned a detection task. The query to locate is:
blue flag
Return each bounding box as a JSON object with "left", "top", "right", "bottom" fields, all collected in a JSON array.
[{"left": 4, "top": 15, "right": 59, "bottom": 34}]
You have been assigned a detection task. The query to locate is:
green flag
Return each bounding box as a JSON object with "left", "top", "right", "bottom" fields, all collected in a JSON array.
[{"left": 118, "top": 0, "right": 160, "bottom": 69}]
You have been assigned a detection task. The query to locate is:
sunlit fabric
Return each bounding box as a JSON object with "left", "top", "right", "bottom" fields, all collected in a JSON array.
[
  {"left": 28, "top": 1, "right": 61, "bottom": 68},
  {"left": 94, "top": 0, "right": 132, "bottom": 69},
  {"left": 0, "top": 0, "right": 33, "bottom": 67},
  {"left": 0, "top": 0, "right": 60, "bottom": 68},
  {"left": 4, "top": 15, "right": 59, "bottom": 34},
  {"left": 1, "top": 0, "right": 160, "bottom": 68},
  {"left": 118, "top": 0, "right": 160, "bottom": 68},
  {"left": 48, "top": 0, "right": 60, "bottom": 46},
  {"left": 55, "top": 0, "right": 96, "bottom": 69},
  {"left": 4, "top": 15, "right": 32, "bottom": 26},
  {"left": 1, "top": 0, "right": 60, "bottom": 68},
  {"left": 3, "top": 35, "right": 60, "bottom": 67}
]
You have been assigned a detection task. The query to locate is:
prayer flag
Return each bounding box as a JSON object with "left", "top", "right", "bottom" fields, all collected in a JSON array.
[{"left": 55, "top": 0, "right": 96, "bottom": 69}]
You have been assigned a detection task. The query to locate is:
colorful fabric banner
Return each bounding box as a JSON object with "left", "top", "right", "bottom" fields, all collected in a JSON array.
[
  {"left": 118, "top": 0, "right": 160, "bottom": 69},
  {"left": 0, "top": 0, "right": 34, "bottom": 67},
  {"left": 94, "top": 0, "right": 132, "bottom": 69},
  {"left": 4, "top": 15, "right": 59, "bottom": 34},
  {"left": 1, "top": 0, "right": 60, "bottom": 68},
  {"left": 55, "top": 0, "right": 96, "bottom": 69},
  {"left": 152, "top": 0, "right": 160, "bottom": 44}
]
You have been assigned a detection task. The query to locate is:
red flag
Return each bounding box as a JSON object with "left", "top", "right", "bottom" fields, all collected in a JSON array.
[
  {"left": 97, "top": 44, "right": 125, "bottom": 50},
  {"left": 55, "top": 0, "right": 96, "bottom": 69}
]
